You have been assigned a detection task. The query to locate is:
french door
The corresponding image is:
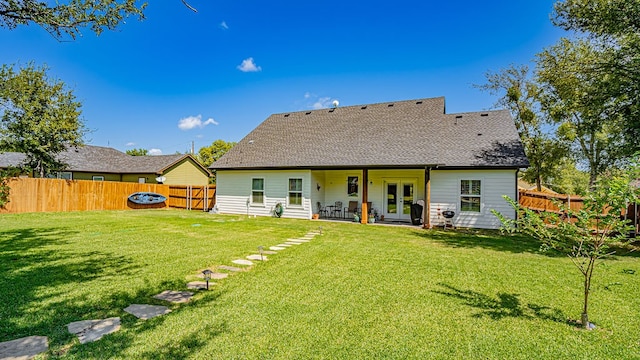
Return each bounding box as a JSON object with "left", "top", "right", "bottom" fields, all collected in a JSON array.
[{"left": 384, "top": 180, "right": 415, "bottom": 221}]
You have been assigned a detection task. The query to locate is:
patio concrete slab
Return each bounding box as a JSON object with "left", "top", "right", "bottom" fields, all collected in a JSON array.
[
  {"left": 0, "top": 336, "right": 48, "bottom": 360},
  {"left": 246, "top": 254, "right": 268, "bottom": 261},
  {"left": 67, "top": 317, "right": 121, "bottom": 344},
  {"left": 187, "top": 281, "right": 214, "bottom": 290},
  {"left": 153, "top": 290, "right": 194, "bottom": 303},
  {"left": 232, "top": 259, "right": 254, "bottom": 266},
  {"left": 123, "top": 304, "right": 171, "bottom": 320},
  {"left": 217, "top": 265, "right": 244, "bottom": 272},
  {"left": 196, "top": 272, "right": 228, "bottom": 280},
  {"left": 269, "top": 246, "right": 286, "bottom": 251}
]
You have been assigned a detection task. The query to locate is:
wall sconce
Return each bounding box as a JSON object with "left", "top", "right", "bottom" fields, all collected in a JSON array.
[{"left": 317, "top": 183, "right": 321, "bottom": 191}]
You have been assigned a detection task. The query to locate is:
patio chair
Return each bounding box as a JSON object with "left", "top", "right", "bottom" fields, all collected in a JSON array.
[
  {"left": 344, "top": 201, "right": 359, "bottom": 219},
  {"left": 333, "top": 201, "right": 343, "bottom": 218},
  {"left": 316, "top": 202, "right": 328, "bottom": 218}
]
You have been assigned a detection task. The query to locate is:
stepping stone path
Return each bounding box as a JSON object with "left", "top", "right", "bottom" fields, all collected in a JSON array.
[
  {"left": 270, "top": 246, "right": 286, "bottom": 251},
  {"left": 187, "top": 281, "right": 214, "bottom": 290},
  {"left": 284, "top": 241, "right": 303, "bottom": 245},
  {"left": 197, "top": 272, "right": 228, "bottom": 280},
  {"left": 232, "top": 259, "right": 254, "bottom": 266},
  {"left": 246, "top": 254, "right": 268, "bottom": 261},
  {"left": 276, "top": 243, "right": 292, "bottom": 247},
  {"left": 153, "top": 290, "right": 194, "bottom": 303},
  {"left": 67, "top": 317, "right": 121, "bottom": 344},
  {"left": 218, "top": 265, "right": 244, "bottom": 272},
  {"left": 261, "top": 250, "right": 278, "bottom": 255},
  {"left": 288, "top": 238, "right": 311, "bottom": 242},
  {"left": 0, "top": 336, "right": 48, "bottom": 360},
  {"left": 124, "top": 304, "right": 171, "bottom": 320}
]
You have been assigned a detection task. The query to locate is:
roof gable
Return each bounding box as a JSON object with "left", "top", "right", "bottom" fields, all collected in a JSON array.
[{"left": 211, "top": 97, "right": 529, "bottom": 169}]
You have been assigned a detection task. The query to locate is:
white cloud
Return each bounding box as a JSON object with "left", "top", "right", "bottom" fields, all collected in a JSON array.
[
  {"left": 304, "top": 92, "right": 311, "bottom": 99},
  {"left": 125, "top": 142, "right": 136, "bottom": 147},
  {"left": 220, "top": 21, "right": 228, "bottom": 30},
  {"left": 237, "top": 57, "right": 262, "bottom": 72},
  {"left": 148, "top": 148, "right": 162, "bottom": 155},
  {"left": 312, "top": 97, "right": 332, "bottom": 109},
  {"left": 178, "top": 115, "right": 219, "bottom": 130}
]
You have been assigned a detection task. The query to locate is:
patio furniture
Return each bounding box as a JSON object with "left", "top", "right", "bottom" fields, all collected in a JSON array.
[
  {"left": 345, "top": 201, "right": 359, "bottom": 219},
  {"left": 332, "top": 201, "right": 343, "bottom": 218},
  {"left": 316, "top": 202, "right": 328, "bottom": 218}
]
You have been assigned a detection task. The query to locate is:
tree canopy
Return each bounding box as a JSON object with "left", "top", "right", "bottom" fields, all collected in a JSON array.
[
  {"left": 0, "top": 0, "right": 147, "bottom": 40},
  {"left": 126, "top": 148, "right": 148, "bottom": 156},
  {"left": 0, "top": 63, "right": 86, "bottom": 177}
]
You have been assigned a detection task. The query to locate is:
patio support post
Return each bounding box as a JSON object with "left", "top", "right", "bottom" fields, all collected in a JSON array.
[
  {"left": 423, "top": 167, "right": 431, "bottom": 229},
  {"left": 361, "top": 168, "right": 369, "bottom": 224}
]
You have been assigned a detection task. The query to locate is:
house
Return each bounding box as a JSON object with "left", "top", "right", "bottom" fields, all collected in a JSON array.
[
  {"left": 0, "top": 145, "right": 211, "bottom": 185},
  {"left": 210, "top": 97, "right": 529, "bottom": 229},
  {"left": 517, "top": 179, "right": 558, "bottom": 194}
]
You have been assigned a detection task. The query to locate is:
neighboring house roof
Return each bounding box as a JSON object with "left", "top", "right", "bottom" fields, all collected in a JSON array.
[
  {"left": 518, "top": 179, "right": 558, "bottom": 194},
  {"left": 2, "top": 145, "right": 211, "bottom": 175},
  {"left": 0, "top": 152, "right": 26, "bottom": 168},
  {"left": 211, "top": 97, "right": 529, "bottom": 170}
]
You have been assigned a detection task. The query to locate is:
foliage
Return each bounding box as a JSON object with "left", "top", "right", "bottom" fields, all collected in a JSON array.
[
  {"left": 197, "top": 139, "right": 236, "bottom": 183},
  {"left": 0, "top": 0, "right": 147, "bottom": 40},
  {"left": 477, "top": 65, "right": 567, "bottom": 191},
  {"left": 494, "top": 160, "right": 640, "bottom": 329},
  {"left": 0, "top": 169, "right": 11, "bottom": 208},
  {"left": 0, "top": 63, "right": 86, "bottom": 177},
  {"left": 1, "top": 211, "right": 639, "bottom": 358},
  {"left": 125, "top": 148, "right": 148, "bottom": 156},
  {"left": 273, "top": 202, "right": 283, "bottom": 217},
  {"left": 548, "top": 159, "right": 590, "bottom": 195}
]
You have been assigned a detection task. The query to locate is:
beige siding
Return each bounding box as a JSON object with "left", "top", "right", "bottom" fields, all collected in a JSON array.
[
  {"left": 163, "top": 159, "right": 210, "bottom": 185},
  {"left": 216, "top": 170, "right": 312, "bottom": 219}
]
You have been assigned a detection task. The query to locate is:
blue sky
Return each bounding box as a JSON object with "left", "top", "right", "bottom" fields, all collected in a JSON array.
[{"left": 1, "top": 1, "right": 564, "bottom": 155}]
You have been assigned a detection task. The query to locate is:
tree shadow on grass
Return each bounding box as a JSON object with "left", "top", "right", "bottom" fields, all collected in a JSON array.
[
  {"left": 413, "top": 229, "right": 565, "bottom": 257},
  {"left": 433, "top": 283, "right": 567, "bottom": 324}
]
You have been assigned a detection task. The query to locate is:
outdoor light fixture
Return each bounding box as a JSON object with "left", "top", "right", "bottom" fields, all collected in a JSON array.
[
  {"left": 317, "top": 183, "right": 321, "bottom": 191},
  {"left": 202, "top": 269, "right": 213, "bottom": 290},
  {"left": 258, "top": 246, "right": 264, "bottom": 261}
]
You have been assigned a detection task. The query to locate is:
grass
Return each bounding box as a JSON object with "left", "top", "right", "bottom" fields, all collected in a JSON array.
[{"left": 1, "top": 210, "right": 639, "bottom": 359}]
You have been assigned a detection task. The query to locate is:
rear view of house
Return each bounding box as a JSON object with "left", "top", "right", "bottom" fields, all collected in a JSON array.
[{"left": 210, "top": 97, "right": 529, "bottom": 229}]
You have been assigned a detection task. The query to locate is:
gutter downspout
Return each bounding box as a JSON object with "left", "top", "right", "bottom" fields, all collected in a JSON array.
[{"left": 423, "top": 166, "right": 431, "bottom": 229}]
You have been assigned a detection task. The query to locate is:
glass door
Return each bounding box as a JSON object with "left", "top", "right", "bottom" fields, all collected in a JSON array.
[{"left": 385, "top": 181, "right": 415, "bottom": 221}]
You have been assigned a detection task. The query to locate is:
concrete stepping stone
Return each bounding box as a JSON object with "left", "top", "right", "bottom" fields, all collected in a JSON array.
[
  {"left": 270, "top": 246, "right": 286, "bottom": 251},
  {"left": 284, "top": 242, "right": 303, "bottom": 245},
  {"left": 0, "top": 335, "right": 48, "bottom": 360},
  {"left": 218, "top": 265, "right": 244, "bottom": 272},
  {"left": 197, "top": 272, "right": 228, "bottom": 280},
  {"left": 276, "top": 244, "right": 292, "bottom": 247},
  {"left": 246, "top": 254, "right": 268, "bottom": 261},
  {"left": 124, "top": 304, "right": 171, "bottom": 319},
  {"left": 261, "top": 250, "right": 278, "bottom": 255},
  {"left": 287, "top": 238, "right": 310, "bottom": 242},
  {"left": 232, "top": 259, "right": 254, "bottom": 266},
  {"left": 187, "top": 281, "right": 214, "bottom": 290},
  {"left": 67, "top": 317, "right": 121, "bottom": 344},
  {"left": 153, "top": 290, "right": 194, "bottom": 303}
]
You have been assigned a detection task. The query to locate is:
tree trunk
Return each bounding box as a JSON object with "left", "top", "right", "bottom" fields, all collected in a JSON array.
[{"left": 582, "top": 258, "right": 595, "bottom": 329}]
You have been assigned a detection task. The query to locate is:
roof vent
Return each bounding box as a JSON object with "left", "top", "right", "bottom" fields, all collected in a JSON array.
[
  {"left": 477, "top": 133, "right": 482, "bottom": 136},
  {"left": 305, "top": 111, "right": 312, "bottom": 115},
  {"left": 455, "top": 115, "right": 463, "bottom": 119},
  {"left": 361, "top": 106, "right": 367, "bottom": 110},
  {"left": 480, "top": 113, "right": 489, "bottom": 117},
  {"left": 284, "top": 114, "right": 290, "bottom": 117},
  {"left": 416, "top": 101, "right": 423, "bottom": 104},
  {"left": 328, "top": 108, "right": 335, "bottom": 113},
  {"left": 387, "top": 104, "right": 394, "bottom": 107}
]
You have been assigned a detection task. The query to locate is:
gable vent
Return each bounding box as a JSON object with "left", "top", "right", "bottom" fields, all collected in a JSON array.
[
  {"left": 284, "top": 114, "right": 290, "bottom": 117},
  {"left": 480, "top": 113, "right": 489, "bottom": 117},
  {"left": 305, "top": 111, "right": 312, "bottom": 115},
  {"left": 416, "top": 101, "right": 423, "bottom": 104},
  {"left": 387, "top": 104, "right": 394, "bottom": 107},
  {"left": 361, "top": 106, "right": 367, "bottom": 110}
]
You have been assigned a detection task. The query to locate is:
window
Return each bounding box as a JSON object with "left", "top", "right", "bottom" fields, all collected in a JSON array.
[
  {"left": 347, "top": 176, "right": 358, "bottom": 197},
  {"left": 288, "top": 178, "right": 302, "bottom": 206},
  {"left": 57, "top": 172, "right": 72, "bottom": 180},
  {"left": 92, "top": 175, "right": 104, "bottom": 181},
  {"left": 460, "top": 180, "right": 481, "bottom": 212},
  {"left": 252, "top": 178, "right": 264, "bottom": 204},
  {"left": 138, "top": 177, "right": 146, "bottom": 184}
]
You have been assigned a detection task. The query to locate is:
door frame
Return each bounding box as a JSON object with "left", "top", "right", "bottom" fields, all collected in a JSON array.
[{"left": 383, "top": 178, "right": 417, "bottom": 221}]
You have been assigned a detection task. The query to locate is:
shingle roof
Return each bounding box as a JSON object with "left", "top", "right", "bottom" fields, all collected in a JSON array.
[
  {"left": 3, "top": 145, "right": 210, "bottom": 175},
  {"left": 211, "top": 97, "right": 529, "bottom": 169}
]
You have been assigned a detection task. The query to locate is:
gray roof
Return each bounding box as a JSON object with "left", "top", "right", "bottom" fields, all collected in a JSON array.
[
  {"left": 2, "top": 145, "right": 210, "bottom": 175},
  {"left": 211, "top": 97, "right": 529, "bottom": 169},
  {"left": 0, "top": 152, "right": 26, "bottom": 168}
]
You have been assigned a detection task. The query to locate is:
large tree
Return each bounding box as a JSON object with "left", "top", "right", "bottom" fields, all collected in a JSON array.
[
  {"left": 126, "top": 148, "right": 148, "bottom": 156},
  {"left": 197, "top": 139, "right": 236, "bottom": 183},
  {"left": 0, "top": 63, "right": 86, "bottom": 177},
  {"left": 0, "top": 0, "right": 147, "bottom": 39},
  {"left": 477, "top": 65, "right": 567, "bottom": 191}
]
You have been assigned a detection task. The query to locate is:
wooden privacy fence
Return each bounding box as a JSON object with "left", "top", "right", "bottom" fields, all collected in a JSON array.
[
  {"left": 518, "top": 190, "right": 584, "bottom": 214},
  {"left": 0, "top": 177, "right": 215, "bottom": 214}
]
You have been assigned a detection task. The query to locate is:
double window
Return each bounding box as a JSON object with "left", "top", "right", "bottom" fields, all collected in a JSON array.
[
  {"left": 288, "top": 178, "right": 302, "bottom": 206},
  {"left": 252, "top": 178, "right": 264, "bottom": 204},
  {"left": 460, "top": 180, "right": 481, "bottom": 212}
]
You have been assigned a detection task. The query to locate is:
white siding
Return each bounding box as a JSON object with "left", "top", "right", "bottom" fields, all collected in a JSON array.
[
  {"left": 430, "top": 169, "right": 517, "bottom": 229},
  {"left": 216, "top": 170, "right": 312, "bottom": 219}
]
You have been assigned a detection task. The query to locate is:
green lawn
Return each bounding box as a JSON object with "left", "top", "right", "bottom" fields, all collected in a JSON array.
[{"left": 1, "top": 210, "right": 639, "bottom": 359}]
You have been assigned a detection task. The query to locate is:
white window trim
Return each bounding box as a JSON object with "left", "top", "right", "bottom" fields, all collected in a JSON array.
[
  {"left": 288, "top": 178, "right": 304, "bottom": 208},
  {"left": 251, "top": 178, "right": 266, "bottom": 207},
  {"left": 459, "top": 178, "right": 483, "bottom": 214},
  {"left": 92, "top": 175, "right": 104, "bottom": 181},
  {"left": 58, "top": 172, "right": 72, "bottom": 180}
]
